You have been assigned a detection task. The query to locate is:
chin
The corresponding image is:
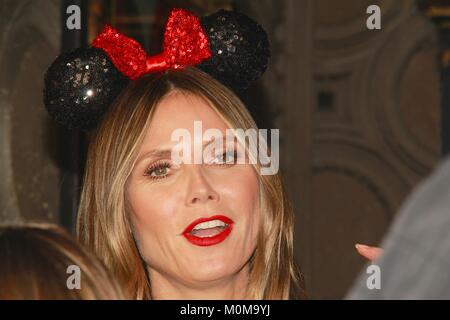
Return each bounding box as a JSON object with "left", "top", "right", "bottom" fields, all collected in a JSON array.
[{"left": 187, "top": 259, "right": 241, "bottom": 283}]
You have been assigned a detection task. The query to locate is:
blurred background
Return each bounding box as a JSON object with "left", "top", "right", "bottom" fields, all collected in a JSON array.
[{"left": 0, "top": 0, "right": 449, "bottom": 298}]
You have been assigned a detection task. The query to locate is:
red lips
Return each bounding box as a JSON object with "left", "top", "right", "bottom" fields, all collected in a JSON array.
[{"left": 182, "top": 215, "right": 234, "bottom": 247}]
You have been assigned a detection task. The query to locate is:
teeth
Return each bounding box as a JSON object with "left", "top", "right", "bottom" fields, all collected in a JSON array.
[{"left": 193, "top": 219, "right": 227, "bottom": 231}]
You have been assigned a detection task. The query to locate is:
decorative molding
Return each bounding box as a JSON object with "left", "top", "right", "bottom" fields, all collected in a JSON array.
[{"left": 0, "top": 0, "right": 60, "bottom": 223}]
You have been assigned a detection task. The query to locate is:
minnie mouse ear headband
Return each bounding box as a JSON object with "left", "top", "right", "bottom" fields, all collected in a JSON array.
[{"left": 43, "top": 8, "right": 270, "bottom": 131}]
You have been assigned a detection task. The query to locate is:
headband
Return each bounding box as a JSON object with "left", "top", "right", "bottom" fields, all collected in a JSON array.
[{"left": 43, "top": 8, "right": 270, "bottom": 131}]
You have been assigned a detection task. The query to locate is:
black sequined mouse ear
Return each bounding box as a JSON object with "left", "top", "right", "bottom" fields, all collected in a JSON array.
[
  {"left": 43, "top": 47, "right": 129, "bottom": 131},
  {"left": 198, "top": 10, "right": 270, "bottom": 93}
]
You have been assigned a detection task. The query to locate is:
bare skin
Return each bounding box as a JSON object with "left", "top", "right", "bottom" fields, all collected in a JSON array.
[
  {"left": 126, "top": 90, "right": 260, "bottom": 299},
  {"left": 355, "top": 244, "right": 383, "bottom": 261}
]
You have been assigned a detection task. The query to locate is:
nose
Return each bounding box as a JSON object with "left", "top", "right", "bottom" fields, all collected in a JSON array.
[{"left": 185, "top": 165, "right": 220, "bottom": 205}]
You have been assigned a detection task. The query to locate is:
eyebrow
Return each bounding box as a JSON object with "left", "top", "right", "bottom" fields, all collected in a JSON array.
[
  {"left": 136, "top": 149, "right": 173, "bottom": 164},
  {"left": 136, "top": 136, "right": 231, "bottom": 165}
]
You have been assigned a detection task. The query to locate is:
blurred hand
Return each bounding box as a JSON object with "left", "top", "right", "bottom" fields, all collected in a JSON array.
[{"left": 355, "top": 244, "right": 383, "bottom": 261}]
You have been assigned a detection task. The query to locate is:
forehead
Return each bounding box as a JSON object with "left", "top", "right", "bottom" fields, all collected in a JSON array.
[{"left": 143, "top": 90, "right": 229, "bottom": 148}]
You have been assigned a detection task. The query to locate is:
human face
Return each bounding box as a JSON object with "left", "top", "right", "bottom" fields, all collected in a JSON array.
[{"left": 126, "top": 90, "right": 260, "bottom": 286}]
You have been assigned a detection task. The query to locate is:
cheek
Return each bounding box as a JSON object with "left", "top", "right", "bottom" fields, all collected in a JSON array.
[
  {"left": 219, "top": 165, "right": 260, "bottom": 225},
  {"left": 127, "top": 183, "right": 180, "bottom": 240}
]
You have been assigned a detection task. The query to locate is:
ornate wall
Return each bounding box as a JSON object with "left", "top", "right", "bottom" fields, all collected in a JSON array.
[
  {"left": 241, "top": 0, "right": 440, "bottom": 298},
  {"left": 0, "top": 0, "right": 61, "bottom": 224},
  {"left": 242, "top": 0, "right": 440, "bottom": 298}
]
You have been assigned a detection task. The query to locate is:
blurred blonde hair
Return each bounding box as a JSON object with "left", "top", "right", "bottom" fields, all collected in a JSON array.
[
  {"left": 0, "top": 222, "right": 126, "bottom": 299},
  {"left": 77, "top": 67, "right": 305, "bottom": 299}
]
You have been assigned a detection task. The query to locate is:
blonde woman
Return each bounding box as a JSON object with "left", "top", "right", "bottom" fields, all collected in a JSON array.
[
  {"left": 0, "top": 223, "right": 126, "bottom": 299},
  {"left": 43, "top": 9, "right": 305, "bottom": 299}
]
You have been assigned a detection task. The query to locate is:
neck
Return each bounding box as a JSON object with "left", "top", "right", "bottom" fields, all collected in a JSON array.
[{"left": 148, "top": 264, "right": 251, "bottom": 300}]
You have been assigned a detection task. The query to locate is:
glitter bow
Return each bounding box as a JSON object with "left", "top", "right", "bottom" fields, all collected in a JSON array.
[{"left": 92, "top": 8, "right": 212, "bottom": 80}]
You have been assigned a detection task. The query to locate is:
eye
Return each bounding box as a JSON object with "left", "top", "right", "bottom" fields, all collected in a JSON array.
[
  {"left": 144, "top": 161, "right": 172, "bottom": 180},
  {"left": 210, "top": 149, "right": 238, "bottom": 165}
]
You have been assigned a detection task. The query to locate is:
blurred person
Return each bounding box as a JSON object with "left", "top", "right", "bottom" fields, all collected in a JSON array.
[
  {"left": 348, "top": 156, "right": 450, "bottom": 299},
  {"left": 0, "top": 223, "right": 127, "bottom": 299}
]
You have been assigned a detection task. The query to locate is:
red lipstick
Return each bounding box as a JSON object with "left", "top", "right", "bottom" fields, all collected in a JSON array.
[{"left": 182, "top": 215, "right": 234, "bottom": 247}]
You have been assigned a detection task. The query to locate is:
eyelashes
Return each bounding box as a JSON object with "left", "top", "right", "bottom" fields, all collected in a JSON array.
[
  {"left": 144, "top": 160, "right": 172, "bottom": 180},
  {"left": 144, "top": 149, "right": 241, "bottom": 181},
  {"left": 207, "top": 149, "right": 238, "bottom": 165}
]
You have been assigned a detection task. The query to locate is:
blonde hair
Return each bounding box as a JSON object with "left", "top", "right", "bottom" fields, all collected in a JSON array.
[
  {"left": 0, "top": 223, "right": 126, "bottom": 299},
  {"left": 77, "top": 67, "right": 305, "bottom": 299}
]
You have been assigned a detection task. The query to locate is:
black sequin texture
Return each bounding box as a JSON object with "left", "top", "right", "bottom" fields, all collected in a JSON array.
[
  {"left": 198, "top": 10, "right": 270, "bottom": 92},
  {"left": 43, "top": 47, "right": 129, "bottom": 131}
]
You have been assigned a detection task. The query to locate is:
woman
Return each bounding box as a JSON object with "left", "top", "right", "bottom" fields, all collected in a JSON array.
[
  {"left": 77, "top": 67, "right": 305, "bottom": 299},
  {"left": 0, "top": 223, "right": 126, "bottom": 299},
  {"left": 44, "top": 8, "right": 304, "bottom": 299}
]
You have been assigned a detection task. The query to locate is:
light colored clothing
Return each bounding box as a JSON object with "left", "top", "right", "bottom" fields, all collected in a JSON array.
[{"left": 347, "top": 156, "right": 450, "bottom": 299}]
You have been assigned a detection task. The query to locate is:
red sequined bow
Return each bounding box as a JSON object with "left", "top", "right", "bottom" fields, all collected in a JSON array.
[{"left": 92, "top": 8, "right": 212, "bottom": 80}]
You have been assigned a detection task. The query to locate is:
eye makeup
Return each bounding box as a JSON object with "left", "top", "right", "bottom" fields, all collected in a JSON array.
[{"left": 144, "top": 160, "right": 173, "bottom": 180}]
